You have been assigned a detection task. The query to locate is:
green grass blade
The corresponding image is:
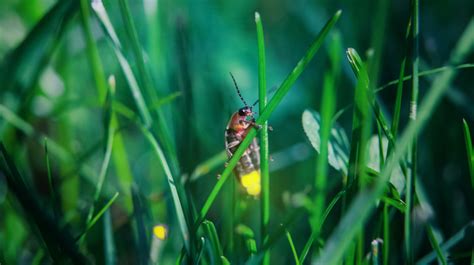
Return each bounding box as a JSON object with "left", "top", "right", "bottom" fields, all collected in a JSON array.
[
  {"left": 83, "top": 78, "right": 117, "bottom": 240},
  {"left": 255, "top": 11, "right": 271, "bottom": 265},
  {"left": 406, "top": 1, "right": 420, "bottom": 262},
  {"left": 91, "top": 0, "right": 152, "bottom": 126},
  {"left": 117, "top": 0, "right": 179, "bottom": 177},
  {"left": 376, "top": 63, "right": 474, "bottom": 92},
  {"left": 43, "top": 138, "right": 59, "bottom": 217},
  {"left": 79, "top": 0, "right": 107, "bottom": 103},
  {"left": 390, "top": 17, "right": 411, "bottom": 147},
  {"left": 103, "top": 209, "right": 116, "bottom": 265},
  {"left": 311, "top": 31, "right": 339, "bottom": 259},
  {"left": 285, "top": 229, "right": 301, "bottom": 265},
  {"left": 77, "top": 192, "right": 120, "bottom": 242},
  {"left": 299, "top": 190, "right": 345, "bottom": 264},
  {"left": 383, "top": 203, "right": 390, "bottom": 265},
  {"left": 139, "top": 126, "right": 190, "bottom": 252},
  {"left": 425, "top": 225, "right": 447, "bottom": 265},
  {"left": 416, "top": 221, "right": 474, "bottom": 265},
  {"left": 314, "top": 18, "right": 474, "bottom": 265},
  {"left": 195, "top": 9, "right": 341, "bottom": 228},
  {"left": 462, "top": 119, "right": 474, "bottom": 190},
  {"left": 203, "top": 220, "right": 223, "bottom": 264}
]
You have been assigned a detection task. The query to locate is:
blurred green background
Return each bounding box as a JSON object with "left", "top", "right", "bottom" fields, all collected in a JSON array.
[{"left": 0, "top": 0, "right": 473, "bottom": 264}]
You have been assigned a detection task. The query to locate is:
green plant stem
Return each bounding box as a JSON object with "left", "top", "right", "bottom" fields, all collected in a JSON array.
[{"left": 255, "top": 11, "right": 270, "bottom": 265}]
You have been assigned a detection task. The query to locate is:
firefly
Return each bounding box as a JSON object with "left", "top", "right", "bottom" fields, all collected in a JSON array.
[{"left": 225, "top": 73, "right": 261, "bottom": 196}]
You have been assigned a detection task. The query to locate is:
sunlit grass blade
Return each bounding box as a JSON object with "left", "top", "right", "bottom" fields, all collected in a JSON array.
[
  {"left": 285, "top": 229, "right": 301, "bottom": 265},
  {"left": 255, "top": 11, "right": 271, "bottom": 265},
  {"left": 195, "top": 9, "right": 341, "bottom": 228},
  {"left": 314, "top": 18, "right": 474, "bottom": 265},
  {"left": 91, "top": 0, "right": 152, "bottom": 126}
]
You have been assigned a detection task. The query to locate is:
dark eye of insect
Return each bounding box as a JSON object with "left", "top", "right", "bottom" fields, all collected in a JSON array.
[{"left": 238, "top": 108, "right": 247, "bottom": 116}]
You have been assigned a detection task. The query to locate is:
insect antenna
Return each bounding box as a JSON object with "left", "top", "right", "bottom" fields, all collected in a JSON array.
[{"left": 229, "top": 72, "right": 249, "bottom": 107}]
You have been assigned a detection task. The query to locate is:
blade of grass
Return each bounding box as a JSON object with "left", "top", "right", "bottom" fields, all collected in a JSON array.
[
  {"left": 285, "top": 229, "right": 301, "bottom": 265},
  {"left": 80, "top": 0, "right": 107, "bottom": 103},
  {"left": 310, "top": 31, "right": 339, "bottom": 259},
  {"left": 80, "top": 0, "right": 135, "bottom": 203},
  {"left": 376, "top": 63, "right": 474, "bottom": 92},
  {"left": 406, "top": 0, "right": 420, "bottom": 263},
  {"left": 346, "top": 48, "right": 372, "bottom": 265},
  {"left": 313, "top": 18, "right": 474, "bottom": 265},
  {"left": 390, "top": 17, "right": 412, "bottom": 148},
  {"left": 299, "top": 190, "right": 345, "bottom": 264},
  {"left": 139, "top": 125, "right": 190, "bottom": 252},
  {"left": 44, "top": 138, "right": 59, "bottom": 218},
  {"left": 91, "top": 0, "right": 152, "bottom": 126},
  {"left": 203, "top": 220, "right": 223, "bottom": 264},
  {"left": 195, "top": 9, "right": 341, "bottom": 229},
  {"left": 82, "top": 77, "right": 117, "bottom": 244},
  {"left": 103, "top": 209, "right": 116, "bottom": 265},
  {"left": 416, "top": 221, "right": 474, "bottom": 265},
  {"left": 255, "top": 11, "right": 270, "bottom": 265},
  {"left": 131, "top": 185, "right": 151, "bottom": 265},
  {"left": 462, "top": 119, "right": 474, "bottom": 189},
  {"left": 117, "top": 0, "right": 180, "bottom": 178},
  {"left": 76, "top": 192, "right": 120, "bottom": 241}
]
